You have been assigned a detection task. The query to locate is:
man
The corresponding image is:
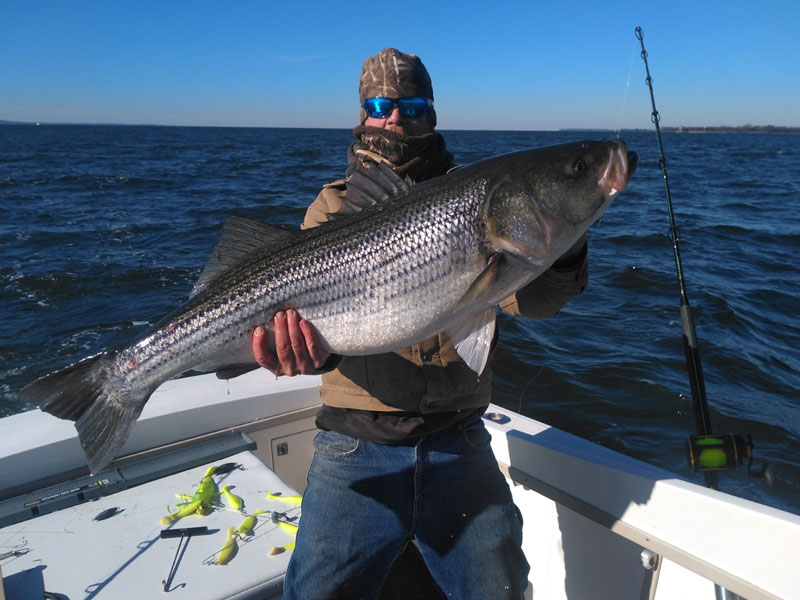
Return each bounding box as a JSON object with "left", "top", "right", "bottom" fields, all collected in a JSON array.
[{"left": 253, "top": 48, "right": 588, "bottom": 599}]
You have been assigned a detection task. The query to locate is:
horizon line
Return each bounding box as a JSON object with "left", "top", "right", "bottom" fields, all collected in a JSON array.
[{"left": 2, "top": 120, "right": 799, "bottom": 133}]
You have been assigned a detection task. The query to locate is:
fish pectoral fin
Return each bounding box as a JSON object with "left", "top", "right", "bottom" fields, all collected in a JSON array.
[
  {"left": 446, "top": 308, "right": 496, "bottom": 375},
  {"left": 215, "top": 364, "right": 261, "bottom": 380},
  {"left": 190, "top": 216, "right": 300, "bottom": 299},
  {"left": 456, "top": 254, "right": 503, "bottom": 309},
  {"left": 447, "top": 255, "right": 502, "bottom": 374}
]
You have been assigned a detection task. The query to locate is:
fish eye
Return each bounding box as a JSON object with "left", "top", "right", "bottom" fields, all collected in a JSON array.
[{"left": 572, "top": 159, "right": 587, "bottom": 173}]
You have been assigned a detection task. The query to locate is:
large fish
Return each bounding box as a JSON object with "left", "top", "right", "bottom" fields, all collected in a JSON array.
[{"left": 23, "top": 140, "right": 637, "bottom": 474}]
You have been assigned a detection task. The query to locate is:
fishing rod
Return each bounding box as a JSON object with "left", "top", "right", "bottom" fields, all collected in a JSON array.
[{"left": 634, "top": 27, "right": 772, "bottom": 492}]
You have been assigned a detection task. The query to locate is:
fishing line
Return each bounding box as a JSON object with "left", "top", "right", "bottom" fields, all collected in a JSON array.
[
  {"left": 515, "top": 354, "right": 548, "bottom": 417},
  {"left": 615, "top": 56, "right": 635, "bottom": 140}
]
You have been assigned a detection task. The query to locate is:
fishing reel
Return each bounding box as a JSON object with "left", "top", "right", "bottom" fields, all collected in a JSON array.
[{"left": 686, "top": 433, "right": 774, "bottom": 487}]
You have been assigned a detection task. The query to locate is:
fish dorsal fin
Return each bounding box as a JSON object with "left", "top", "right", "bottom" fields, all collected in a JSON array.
[
  {"left": 340, "top": 162, "right": 414, "bottom": 214},
  {"left": 446, "top": 307, "right": 497, "bottom": 375},
  {"left": 190, "top": 216, "right": 298, "bottom": 298}
]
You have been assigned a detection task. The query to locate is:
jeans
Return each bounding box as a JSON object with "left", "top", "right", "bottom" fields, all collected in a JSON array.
[{"left": 282, "top": 414, "right": 529, "bottom": 599}]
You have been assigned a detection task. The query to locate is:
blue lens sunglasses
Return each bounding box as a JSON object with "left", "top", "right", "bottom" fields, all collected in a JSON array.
[{"left": 362, "top": 96, "right": 433, "bottom": 119}]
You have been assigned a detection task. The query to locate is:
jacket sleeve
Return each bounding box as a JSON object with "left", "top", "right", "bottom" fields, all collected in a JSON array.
[
  {"left": 499, "top": 241, "right": 589, "bottom": 319},
  {"left": 301, "top": 180, "right": 347, "bottom": 230}
]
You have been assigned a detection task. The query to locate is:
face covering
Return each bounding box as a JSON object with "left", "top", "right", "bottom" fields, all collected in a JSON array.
[{"left": 347, "top": 125, "right": 454, "bottom": 182}]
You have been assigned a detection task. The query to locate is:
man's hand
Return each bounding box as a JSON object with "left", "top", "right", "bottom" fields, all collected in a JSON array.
[{"left": 252, "top": 309, "right": 330, "bottom": 377}]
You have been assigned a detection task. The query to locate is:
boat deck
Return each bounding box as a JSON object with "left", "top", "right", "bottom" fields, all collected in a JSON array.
[{"left": 1, "top": 450, "right": 299, "bottom": 599}]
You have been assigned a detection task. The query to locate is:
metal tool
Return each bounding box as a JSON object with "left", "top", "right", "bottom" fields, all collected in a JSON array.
[{"left": 160, "top": 526, "right": 210, "bottom": 591}]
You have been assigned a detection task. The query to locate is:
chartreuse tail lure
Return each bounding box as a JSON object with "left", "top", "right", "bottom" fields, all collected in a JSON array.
[
  {"left": 159, "top": 465, "right": 223, "bottom": 525},
  {"left": 221, "top": 485, "right": 243, "bottom": 511},
  {"left": 236, "top": 509, "right": 267, "bottom": 538},
  {"left": 276, "top": 520, "right": 298, "bottom": 535},
  {"left": 194, "top": 466, "right": 218, "bottom": 502},
  {"left": 216, "top": 527, "right": 237, "bottom": 565},
  {"left": 267, "top": 491, "right": 302, "bottom": 505},
  {"left": 160, "top": 499, "right": 206, "bottom": 526},
  {"left": 268, "top": 540, "right": 296, "bottom": 556},
  {"left": 268, "top": 516, "right": 299, "bottom": 557}
]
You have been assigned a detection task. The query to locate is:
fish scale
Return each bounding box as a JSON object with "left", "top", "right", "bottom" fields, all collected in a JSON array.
[{"left": 22, "top": 140, "right": 637, "bottom": 474}]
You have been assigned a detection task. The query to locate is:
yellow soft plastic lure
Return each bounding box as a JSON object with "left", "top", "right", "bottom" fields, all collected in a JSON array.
[
  {"left": 276, "top": 520, "right": 299, "bottom": 535},
  {"left": 267, "top": 515, "right": 299, "bottom": 557},
  {"left": 160, "top": 465, "right": 233, "bottom": 526},
  {"left": 167, "top": 466, "right": 218, "bottom": 514},
  {"left": 160, "top": 499, "right": 205, "bottom": 526},
  {"left": 268, "top": 522, "right": 298, "bottom": 557},
  {"left": 267, "top": 491, "right": 302, "bottom": 505},
  {"left": 268, "top": 540, "right": 296, "bottom": 556},
  {"left": 220, "top": 485, "right": 243, "bottom": 511},
  {"left": 195, "top": 466, "right": 218, "bottom": 502},
  {"left": 216, "top": 526, "right": 237, "bottom": 565},
  {"left": 236, "top": 509, "right": 266, "bottom": 538}
]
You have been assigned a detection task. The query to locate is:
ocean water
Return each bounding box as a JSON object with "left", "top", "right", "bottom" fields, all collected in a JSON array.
[{"left": 1, "top": 125, "right": 798, "bottom": 515}]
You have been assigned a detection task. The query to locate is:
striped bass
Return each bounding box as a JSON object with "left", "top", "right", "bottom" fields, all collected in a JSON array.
[{"left": 23, "top": 140, "right": 638, "bottom": 474}]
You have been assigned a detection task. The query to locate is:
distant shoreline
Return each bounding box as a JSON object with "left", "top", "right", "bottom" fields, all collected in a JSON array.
[
  {"left": 660, "top": 125, "right": 800, "bottom": 134},
  {"left": 561, "top": 125, "right": 800, "bottom": 134},
  {"left": 1, "top": 120, "right": 798, "bottom": 134}
]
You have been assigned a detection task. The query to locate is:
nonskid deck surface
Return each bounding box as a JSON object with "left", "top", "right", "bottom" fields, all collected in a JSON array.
[{"left": 0, "top": 450, "right": 300, "bottom": 599}]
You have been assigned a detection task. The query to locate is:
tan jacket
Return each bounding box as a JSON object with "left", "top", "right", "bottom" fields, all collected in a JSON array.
[{"left": 304, "top": 180, "right": 588, "bottom": 413}]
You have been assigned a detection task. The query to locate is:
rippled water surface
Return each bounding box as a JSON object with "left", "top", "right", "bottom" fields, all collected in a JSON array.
[{"left": 1, "top": 125, "right": 798, "bottom": 514}]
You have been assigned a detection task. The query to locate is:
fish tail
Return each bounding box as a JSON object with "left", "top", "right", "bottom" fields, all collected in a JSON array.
[{"left": 22, "top": 352, "right": 148, "bottom": 474}]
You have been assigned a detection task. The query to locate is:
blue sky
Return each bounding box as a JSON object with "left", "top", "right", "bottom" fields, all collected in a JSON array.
[{"left": 2, "top": 1, "right": 798, "bottom": 130}]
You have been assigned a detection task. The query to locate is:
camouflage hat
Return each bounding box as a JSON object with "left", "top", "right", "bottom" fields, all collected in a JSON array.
[{"left": 359, "top": 48, "right": 434, "bottom": 102}]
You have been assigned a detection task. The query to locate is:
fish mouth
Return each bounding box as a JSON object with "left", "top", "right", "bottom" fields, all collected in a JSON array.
[{"left": 599, "top": 141, "right": 638, "bottom": 197}]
